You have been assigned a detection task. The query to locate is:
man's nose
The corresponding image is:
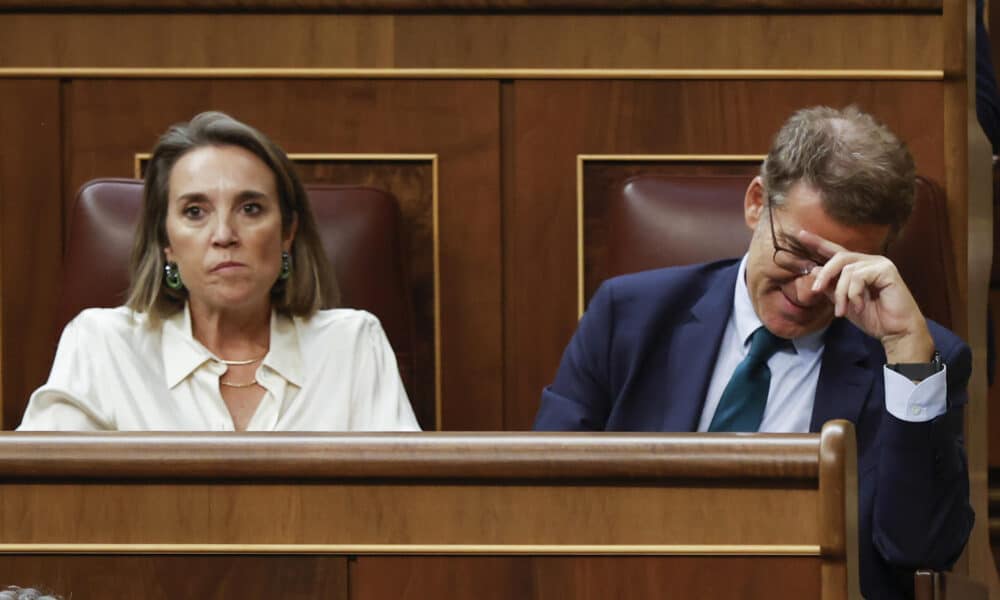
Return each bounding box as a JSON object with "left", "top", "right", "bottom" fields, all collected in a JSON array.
[{"left": 792, "top": 270, "right": 827, "bottom": 306}]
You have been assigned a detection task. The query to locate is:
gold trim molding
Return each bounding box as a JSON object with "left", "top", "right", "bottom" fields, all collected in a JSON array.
[
  {"left": 135, "top": 152, "right": 442, "bottom": 431},
  {"left": 576, "top": 154, "right": 764, "bottom": 317},
  {"left": 0, "top": 543, "right": 822, "bottom": 556},
  {"left": 0, "top": 68, "right": 946, "bottom": 80}
]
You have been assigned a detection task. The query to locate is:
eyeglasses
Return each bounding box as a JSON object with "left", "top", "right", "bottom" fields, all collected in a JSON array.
[{"left": 767, "top": 199, "right": 827, "bottom": 276}]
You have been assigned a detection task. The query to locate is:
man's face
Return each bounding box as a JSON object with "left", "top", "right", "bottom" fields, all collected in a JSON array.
[{"left": 743, "top": 177, "right": 891, "bottom": 339}]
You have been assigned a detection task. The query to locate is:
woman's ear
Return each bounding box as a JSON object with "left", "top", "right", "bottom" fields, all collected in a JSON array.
[
  {"left": 163, "top": 246, "right": 174, "bottom": 263},
  {"left": 283, "top": 213, "right": 298, "bottom": 252},
  {"left": 744, "top": 176, "right": 766, "bottom": 230}
]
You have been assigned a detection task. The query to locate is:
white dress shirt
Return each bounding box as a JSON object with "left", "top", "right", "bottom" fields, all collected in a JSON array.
[
  {"left": 19, "top": 305, "right": 420, "bottom": 431},
  {"left": 697, "top": 255, "right": 947, "bottom": 432}
]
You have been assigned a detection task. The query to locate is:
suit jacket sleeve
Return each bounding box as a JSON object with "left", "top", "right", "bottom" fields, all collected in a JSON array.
[
  {"left": 534, "top": 281, "right": 616, "bottom": 430},
  {"left": 872, "top": 326, "right": 974, "bottom": 571}
]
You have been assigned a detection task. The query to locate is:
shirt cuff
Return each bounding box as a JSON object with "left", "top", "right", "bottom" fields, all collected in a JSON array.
[{"left": 883, "top": 365, "right": 948, "bottom": 422}]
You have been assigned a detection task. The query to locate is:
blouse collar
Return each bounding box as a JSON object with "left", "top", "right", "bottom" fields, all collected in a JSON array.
[{"left": 162, "top": 304, "right": 304, "bottom": 389}]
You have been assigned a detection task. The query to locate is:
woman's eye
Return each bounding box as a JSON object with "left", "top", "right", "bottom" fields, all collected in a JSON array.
[
  {"left": 241, "top": 202, "right": 263, "bottom": 215},
  {"left": 183, "top": 205, "right": 203, "bottom": 219}
]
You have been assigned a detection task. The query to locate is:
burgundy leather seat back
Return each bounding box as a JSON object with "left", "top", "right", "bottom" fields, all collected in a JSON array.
[
  {"left": 888, "top": 177, "right": 958, "bottom": 331},
  {"left": 61, "top": 179, "right": 143, "bottom": 322},
  {"left": 609, "top": 175, "right": 753, "bottom": 275},
  {"left": 60, "top": 178, "right": 415, "bottom": 388},
  {"left": 608, "top": 174, "right": 957, "bottom": 329}
]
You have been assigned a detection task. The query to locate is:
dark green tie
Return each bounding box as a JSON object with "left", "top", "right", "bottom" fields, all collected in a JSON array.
[{"left": 708, "top": 326, "right": 786, "bottom": 432}]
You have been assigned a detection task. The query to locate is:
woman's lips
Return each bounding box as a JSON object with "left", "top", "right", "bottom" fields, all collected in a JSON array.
[{"left": 211, "top": 261, "right": 245, "bottom": 273}]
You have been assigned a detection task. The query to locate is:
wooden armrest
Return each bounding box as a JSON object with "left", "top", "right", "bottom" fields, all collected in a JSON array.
[{"left": 915, "top": 570, "right": 989, "bottom": 600}]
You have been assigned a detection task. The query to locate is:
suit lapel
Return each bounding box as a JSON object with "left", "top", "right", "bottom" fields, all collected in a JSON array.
[
  {"left": 660, "top": 265, "right": 738, "bottom": 431},
  {"left": 809, "top": 319, "right": 876, "bottom": 432}
]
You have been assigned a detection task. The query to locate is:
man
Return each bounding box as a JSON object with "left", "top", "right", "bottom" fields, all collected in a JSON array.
[{"left": 534, "top": 106, "right": 973, "bottom": 599}]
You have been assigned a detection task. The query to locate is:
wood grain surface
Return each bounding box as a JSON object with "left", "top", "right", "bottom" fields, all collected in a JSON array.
[
  {"left": 0, "top": 13, "right": 941, "bottom": 71},
  {"left": 0, "top": 556, "right": 349, "bottom": 600},
  {"left": 0, "top": 0, "right": 944, "bottom": 10},
  {"left": 349, "top": 556, "right": 821, "bottom": 600},
  {"left": 0, "top": 80, "right": 63, "bottom": 431}
]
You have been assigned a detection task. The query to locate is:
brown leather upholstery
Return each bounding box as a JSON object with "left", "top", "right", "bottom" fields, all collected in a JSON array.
[
  {"left": 59, "top": 178, "right": 415, "bottom": 389},
  {"left": 608, "top": 174, "right": 957, "bottom": 330},
  {"left": 608, "top": 175, "right": 752, "bottom": 275},
  {"left": 890, "top": 177, "right": 958, "bottom": 331}
]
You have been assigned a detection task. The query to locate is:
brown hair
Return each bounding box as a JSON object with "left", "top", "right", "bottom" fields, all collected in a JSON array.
[
  {"left": 125, "top": 111, "right": 339, "bottom": 321},
  {"left": 761, "top": 105, "right": 916, "bottom": 234}
]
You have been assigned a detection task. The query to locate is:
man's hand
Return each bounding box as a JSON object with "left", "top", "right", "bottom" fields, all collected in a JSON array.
[{"left": 798, "top": 229, "right": 935, "bottom": 364}]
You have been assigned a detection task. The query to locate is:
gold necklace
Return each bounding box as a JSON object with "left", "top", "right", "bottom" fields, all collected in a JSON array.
[
  {"left": 217, "top": 355, "right": 264, "bottom": 366},
  {"left": 218, "top": 355, "right": 263, "bottom": 388},
  {"left": 220, "top": 378, "right": 258, "bottom": 388}
]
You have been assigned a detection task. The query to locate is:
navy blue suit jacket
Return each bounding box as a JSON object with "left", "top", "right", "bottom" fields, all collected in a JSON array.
[{"left": 534, "top": 260, "right": 974, "bottom": 599}]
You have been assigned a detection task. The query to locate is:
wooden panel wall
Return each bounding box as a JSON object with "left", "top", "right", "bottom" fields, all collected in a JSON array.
[
  {"left": 350, "top": 556, "right": 821, "bottom": 599},
  {"left": 0, "top": 13, "right": 941, "bottom": 70},
  {"left": 0, "top": 0, "right": 993, "bottom": 590},
  {"left": 0, "top": 77, "right": 949, "bottom": 431},
  {"left": 0, "top": 4, "right": 964, "bottom": 432},
  {"left": 0, "top": 80, "right": 63, "bottom": 432},
  {"left": 0, "top": 553, "right": 823, "bottom": 597},
  {"left": 1, "top": 556, "right": 349, "bottom": 599}
]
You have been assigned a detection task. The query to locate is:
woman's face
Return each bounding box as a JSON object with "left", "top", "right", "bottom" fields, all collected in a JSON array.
[{"left": 163, "top": 144, "right": 295, "bottom": 315}]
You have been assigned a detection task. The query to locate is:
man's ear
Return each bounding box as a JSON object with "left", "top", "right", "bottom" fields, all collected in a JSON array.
[{"left": 744, "top": 176, "right": 766, "bottom": 230}]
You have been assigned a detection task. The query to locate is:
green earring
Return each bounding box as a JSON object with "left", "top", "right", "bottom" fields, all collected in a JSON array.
[
  {"left": 164, "top": 262, "right": 184, "bottom": 290},
  {"left": 279, "top": 251, "right": 292, "bottom": 281}
]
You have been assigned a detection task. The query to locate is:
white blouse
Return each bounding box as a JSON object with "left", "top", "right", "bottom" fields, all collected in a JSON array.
[{"left": 18, "top": 305, "right": 420, "bottom": 431}]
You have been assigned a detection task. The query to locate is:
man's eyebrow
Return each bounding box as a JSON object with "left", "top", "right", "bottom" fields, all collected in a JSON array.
[
  {"left": 776, "top": 230, "right": 803, "bottom": 249},
  {"left": 779, "top": 233, "right": 826, "bottom": 260}
]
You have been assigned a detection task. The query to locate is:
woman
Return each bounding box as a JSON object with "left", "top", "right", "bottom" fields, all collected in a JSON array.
[{"left": 19, "top": 112, "right": 419, "bottom": 431}]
